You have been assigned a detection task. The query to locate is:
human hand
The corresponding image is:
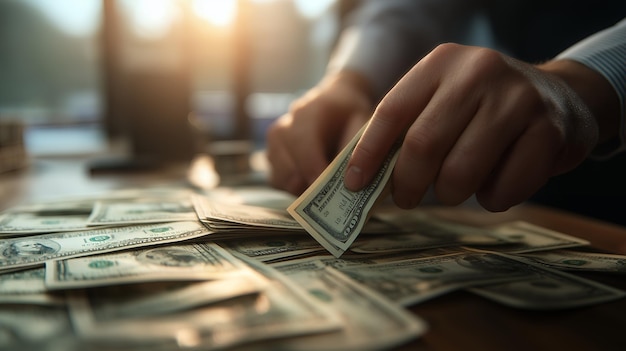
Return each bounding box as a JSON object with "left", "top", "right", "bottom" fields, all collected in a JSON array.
[
  {"left": 344, "top": 43, "right": 600, "bottom": 212},
  {"left": 266, "top": 71, "right": 374, "bottom": 195}
]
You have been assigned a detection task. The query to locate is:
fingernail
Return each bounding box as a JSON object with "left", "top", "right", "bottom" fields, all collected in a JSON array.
[{"left": 344, "top": 166, "right": 363, "bottom": 191}]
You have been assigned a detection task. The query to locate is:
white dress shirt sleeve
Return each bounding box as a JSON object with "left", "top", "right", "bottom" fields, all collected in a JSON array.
[{"left": 557, "top": 17, "right": 626, "bottom": 157}]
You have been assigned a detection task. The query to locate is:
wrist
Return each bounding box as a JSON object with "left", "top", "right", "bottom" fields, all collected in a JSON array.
[{"left": 538, "top": 59, "right": 620, "bottom": 145}]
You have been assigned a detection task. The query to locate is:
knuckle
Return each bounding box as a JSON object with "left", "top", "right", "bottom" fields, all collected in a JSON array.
[
  {"left": 429, "top": 42, "right": 463, "bottom": 58},
  {"left": 402, "top": 127, "right": 439, "bottom": 161},
  {"left": 354, "top": 141, "right": 377, "bottom": 161},
  {"left": 464, "top": 49, "right": 509, "bottom": 84},
  {"left": 473, "top": 47, "right": 506, "bottom": 69},
  {"left": 375, "top": 97, "right": 407, "bottom": 124}
]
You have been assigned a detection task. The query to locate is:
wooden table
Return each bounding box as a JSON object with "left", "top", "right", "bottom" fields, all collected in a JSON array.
[{"left": 2, "top": 157, "right": 626, "bottom": 351}]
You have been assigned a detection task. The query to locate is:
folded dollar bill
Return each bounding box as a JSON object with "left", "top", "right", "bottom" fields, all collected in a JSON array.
[{"left": 288, "top": 124, "right": 400, "bottom": 257}]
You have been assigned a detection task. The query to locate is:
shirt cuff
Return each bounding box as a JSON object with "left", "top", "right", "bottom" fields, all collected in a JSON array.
[{"left": 557, "top": 18, "right": 626, "bottom": 158}]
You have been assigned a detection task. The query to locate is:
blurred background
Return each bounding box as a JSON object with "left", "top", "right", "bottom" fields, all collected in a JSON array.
[{"left": 0, "top": 0, "right": 348, "bottom": 171}]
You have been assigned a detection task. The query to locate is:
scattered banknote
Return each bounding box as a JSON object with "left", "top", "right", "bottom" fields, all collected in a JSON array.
[
  {"left": 268, "top": 247, "right": 469, "bottom": 274},
  {"left": 0, "top": 212, "right": 94, "bottom": 236},
  {"left": 336, "top": 251, "right": 533, "bottom": 306},
  {"left": 220, "top": 235, "right": 324, "bottom": 262},
  {"left": 1, "top": 188, "right": 195, "bottom": 235},
  {"left": 0, "top": 267, "right": 47, "bottom": 294},
  {"left": 97, "top": 187, "right": 194, "bottom": 201},
  {"left": 69, "top": 254, "right": 342, "bottom": 350},
  {"left": 0, "top": 304, "right": 79, "bottom": 351},
  {"left": 87, "top": 199, "right": 198, "bottom": 225},
  {"left": 68, "top": 273, "right": 267, "bottom": 321},
  {"left": 5, "top": 199, "right": 94, "bottom": 216},
  {"left": 288, "top": 124, "right": 400, "bottom": 257},
  {"left": 372, "top": 206, "right": 500, "bottom": 238},
  {"left": 0, "top": 221, "right": 212, "bottom": 271},
  {"left": 271, "top": 254, "right": 386, "bottom": 274},
  {"left": 234, "top": 266, "right": 427, "bottom": 351},
  {"left": 478, "top": 221, "right": 589, "bottom": 253},
  {"left": 360, "top": 247, "right": 472, "bottom": 263},
  {"left": 468, "top": 254, "right": 626, "bottom": 309},
  {"left": 520, "top": 249, "right": 626, "bottom": 273},
  {"left": 45, "top": 242, "right": 251, "bottom": 289},
  {"left": 194, "top": 194, "right": 303, "bottom": 232},
  {"left": 0, "top": 267, "right": 64, "bottom": 305},
  {"left": 203, "top": 185, "right": 298, "bottom": 210},
  {"left": 350, "top": 223, "right": 510, "bottom": 254},
  {"left": 361, "top": 208, "right": 534, "bottom": 254}
]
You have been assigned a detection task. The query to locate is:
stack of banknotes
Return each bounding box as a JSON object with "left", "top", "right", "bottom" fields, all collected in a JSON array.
[{"left": 1, "top": 128, "right": 625, "bottom": 350}]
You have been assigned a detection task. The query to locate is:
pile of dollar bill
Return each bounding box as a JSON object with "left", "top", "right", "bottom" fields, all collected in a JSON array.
[
  {"left": 2, "top": 125, "right": 626, "bottom": 350},
  {"left": 0, "top": 186, "right": 427, "bottom": 351},
  {"left": 1, "top": 184, "right": 625, "bottom": 351}
]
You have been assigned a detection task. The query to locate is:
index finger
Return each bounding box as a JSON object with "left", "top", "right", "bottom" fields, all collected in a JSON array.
[{"left": 344, "top": 65, "right": 436, "bottom": 191}]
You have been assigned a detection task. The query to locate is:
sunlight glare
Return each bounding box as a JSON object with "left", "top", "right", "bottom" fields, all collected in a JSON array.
[
  {"left": 192, "top": 0, "right": 237, "bottom": 27},
  {"left": 294, "top": 0, "right": 336, "bottom": 18},
  {"left": 121, "top": 0, "right": 181, "bottom": 39},
  {"left": 24, "top": 0, "right": 101, "bottom": 36}
]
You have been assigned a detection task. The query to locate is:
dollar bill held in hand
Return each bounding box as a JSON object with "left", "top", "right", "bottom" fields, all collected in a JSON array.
[
  {"left": 0, "top": 221, "right": 211, "bottom": 271},
  {"left": 288, "top": 124, "right": 400, "bottom": 257}
]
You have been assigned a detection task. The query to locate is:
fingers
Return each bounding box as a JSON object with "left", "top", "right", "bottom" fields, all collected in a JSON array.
[
  {"left": 476, "top": 119, "right": 564, "bottom": 211},
  {"left": 344, "top": 52, "right": 440, "bottom": 192},
  {"left": 266, "top": 114, "right": 328, "bottom": 195},
  {"left": 345, "top": 43, "right": 588, "bottom": 211},
  {"left": 390, "top": 84, "right": 476, "bottom": 208},
  {"left": 266, "top": 71, "right": 376, "bottom": 195},
  {"left": 432, "top": 80, "right": 535, "bottom": 205},
  {"left": 286, "top": 110, "right": 334, "bottom": 185},
  {"left": 348, "top": 44, "right": 494, "bottom": 206},
  {"left": 271, "top": 43, "right": 597, "bottom": 212},
  {"left": 343, "top": 109, "right": 408, "bottom": 191},
  {"left": 266, "top": 137, "right": 307, "bottom": 194}
]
